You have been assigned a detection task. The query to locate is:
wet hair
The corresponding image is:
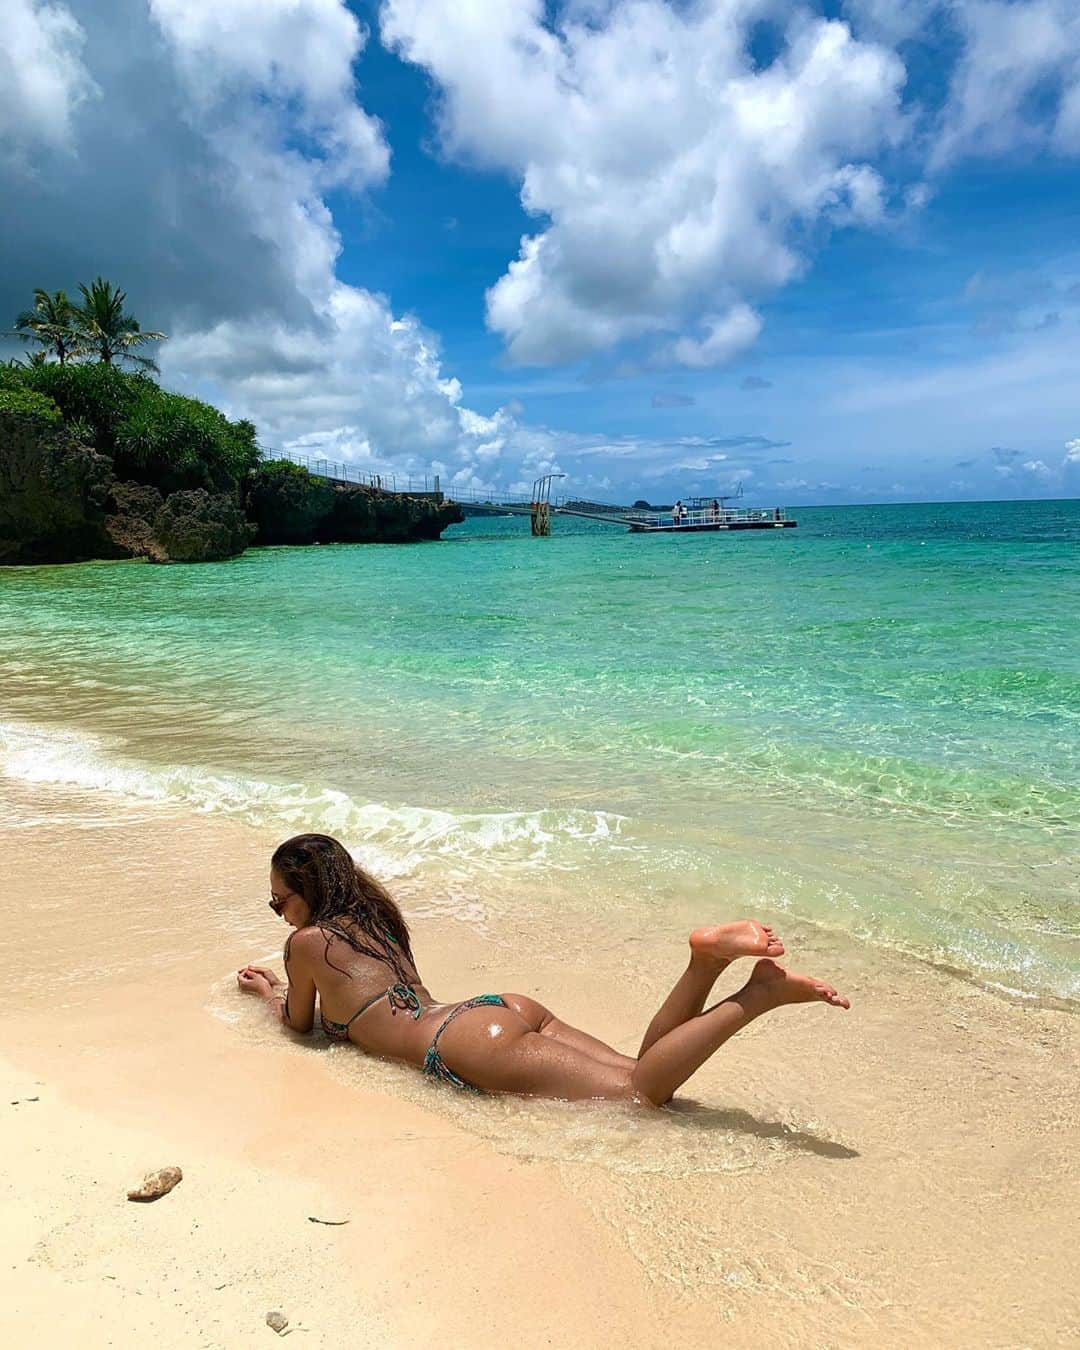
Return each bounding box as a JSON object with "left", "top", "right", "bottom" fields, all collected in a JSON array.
[{"left": 271, "top": 833, "right": 415, "bottom": 981}]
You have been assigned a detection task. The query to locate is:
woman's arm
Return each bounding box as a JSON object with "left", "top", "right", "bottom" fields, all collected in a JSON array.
[
  {"left": 279, "top": 929, "right": 317, "bottom": 1033},
  {"left": 236, "top": 930, "right": 317, "bottom": 1033}
]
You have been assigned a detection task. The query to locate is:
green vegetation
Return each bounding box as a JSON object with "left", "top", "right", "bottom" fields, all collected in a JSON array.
[
  {"left": 113, "top": 388, "right": 259, "bottom": 491},
  {"left": 4, "top": 280, "right": 256, "bottom": 491},
  {"left": 13, "top": 290, "right": 82, "bottom": 365},
  {"left": 0, "top": 387, "right": 63, "bottom": 425},
  {"left": 11, "top": 278, "right": 166, "bottom": 371},
  {"left": 75, "top": 278, "right": 167, "bottom": 371},
  {"left": 1, "top": 350, "right": 258, "bottom": 494}
]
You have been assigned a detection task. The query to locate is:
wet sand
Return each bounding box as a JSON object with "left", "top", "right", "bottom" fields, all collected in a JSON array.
[{"left": 2, "top": 775, "right": 1077, "bottom": 1348}]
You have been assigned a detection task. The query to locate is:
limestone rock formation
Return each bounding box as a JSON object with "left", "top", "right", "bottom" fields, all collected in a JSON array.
[
  {"left": 323, "top": 485, "right": 463, "bottom": 543},
  {"left": 0, "top": 416, "right": 462, "bottom": 565},
  {"left": 0, "top": 410, "right": 116, "bottom": 564},
  {"left": 244, "top": 460, "right": 336, "bottom": 545},
  {"left": 105, "top": 481, "right": 168, "bottom": 563},
  {"left": 153, "top": 489, "right": 254, "bottom": 562}
]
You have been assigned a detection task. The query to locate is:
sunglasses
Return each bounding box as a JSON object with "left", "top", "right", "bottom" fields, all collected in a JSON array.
[{"left": 269, "top": 889, "right": 296, "bottom": 917}]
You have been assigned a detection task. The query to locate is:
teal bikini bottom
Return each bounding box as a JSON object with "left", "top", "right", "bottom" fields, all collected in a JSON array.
[
  {"left": 423, "top": 993, "right": 507, "bottom": 1092},
  {"left": 322, "top": 984, "right": 507, "bottom": 1092}
]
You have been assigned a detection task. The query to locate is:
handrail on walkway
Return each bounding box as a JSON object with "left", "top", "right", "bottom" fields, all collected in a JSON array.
[{"left": 262, "top": 449, "right": 442, "bottom": 496}]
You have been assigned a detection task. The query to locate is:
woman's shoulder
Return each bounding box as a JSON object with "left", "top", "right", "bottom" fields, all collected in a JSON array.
[
  {"left": 287, "top": 923, "right": 389, "bottom": 974},
  {"left": 285, "top": 925, "right": 330, "bottom": 964}
]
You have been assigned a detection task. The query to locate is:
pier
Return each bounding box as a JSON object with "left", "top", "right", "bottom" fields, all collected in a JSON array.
[{"left": 271, "top": 453, "right": 795, "bottom": 534}]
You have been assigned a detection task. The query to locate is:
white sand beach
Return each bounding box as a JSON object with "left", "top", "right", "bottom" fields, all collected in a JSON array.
[{"left": 2, "top": 773, "right": 1077, "bottom": 1348}]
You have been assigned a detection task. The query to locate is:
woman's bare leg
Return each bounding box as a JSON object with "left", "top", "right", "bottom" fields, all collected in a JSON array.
[
  {"left": 630, "top": 959, "right": 850, "bottom": 1106},
  {"left": 503, "top": 922, "right": 784, "bottom": 1070},
  {"left": 441, "top": 960, "right": 847, "bottom": 1103},
  {"left": 638, "top": 921, "right": 785, "bottom": 1056}
]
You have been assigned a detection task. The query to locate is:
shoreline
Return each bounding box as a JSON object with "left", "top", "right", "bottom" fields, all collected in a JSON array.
[
  {"left": 3, "top": 773, "right": 1077, "bottom": 1347},
  {"left": 1, "top": 707, "right": 1074, "bottom": 1008}
]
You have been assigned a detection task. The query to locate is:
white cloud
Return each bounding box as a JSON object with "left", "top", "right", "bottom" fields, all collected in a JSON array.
[
  {"left": 148, "top": 0, "right": 388, "bottom": 191},
  {"left": 842, "top": 0, "right": 934, "bottom": 45},
  {"left": 382, "top": 0, "right": 907, "bottom": 366},
  {"left": 1022, "top": 459, "right": 1053, "bottom": 479},
  {"left": 0, "top": 0, "right": 97, "bottom": 161},
  {"left": 164, "top": 287, "right": 472, "bottom": 465},
  {"left": 4, "top": 2, "right": 1078, "bottom": 504},
  {"left": 1064, "top": 438, "right": 1080, "bottom": 463},
  {"left": 930, "top": 1, "right": 1080, "bottom": 166},
  {"left": 671, "top": 305, "right": 763, "bottom": 370}
]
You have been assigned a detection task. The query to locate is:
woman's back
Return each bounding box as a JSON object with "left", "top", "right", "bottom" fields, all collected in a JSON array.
[{"left": 291, "top": 924, "right": 441, "bottom": 1064}]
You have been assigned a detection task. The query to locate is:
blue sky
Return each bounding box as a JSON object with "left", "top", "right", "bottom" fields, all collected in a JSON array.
[{"left": 3, "top": 0, "right": 1079, "bottom": 504}]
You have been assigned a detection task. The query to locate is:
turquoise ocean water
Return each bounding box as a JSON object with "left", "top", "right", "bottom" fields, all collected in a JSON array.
[{"left": 2, "top": 499, "right": 1077, "bottom": 999}]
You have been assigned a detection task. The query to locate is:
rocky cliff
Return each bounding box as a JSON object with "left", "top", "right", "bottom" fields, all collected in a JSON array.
[
  {"left": 245, "top": 460, "right": 464, "bottom": 547},
  {"left": 0, "top": 413, "right": 463, "bottom": 565},
  {"left": 0, "top": 411, "right": 116, "bottom": 564}
]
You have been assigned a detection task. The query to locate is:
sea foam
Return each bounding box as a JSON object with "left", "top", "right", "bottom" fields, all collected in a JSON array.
[{"left": 0, "top": 719, "right": 626, "bottom": 881}]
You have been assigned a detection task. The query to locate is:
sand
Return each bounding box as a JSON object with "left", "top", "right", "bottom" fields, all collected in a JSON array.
[{"left": 2, "top": 774, "right": 1078, "bottom": 1349}]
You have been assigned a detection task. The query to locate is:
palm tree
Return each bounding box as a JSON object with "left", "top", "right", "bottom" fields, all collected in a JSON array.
[
  {"left": 12, "top": 289, "right": 81, "bottom": 364},
  {"left": 75, "top": 277, "right": 166, "bottom": 371}
]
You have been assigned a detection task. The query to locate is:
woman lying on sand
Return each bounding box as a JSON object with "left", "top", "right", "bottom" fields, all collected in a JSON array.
[{"left": 238, "top": 833, "right": 849, "bottom": 1106}]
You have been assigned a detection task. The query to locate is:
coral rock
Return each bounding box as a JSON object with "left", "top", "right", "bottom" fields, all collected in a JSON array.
[{"left": 126, "top": 1165, "right": 183, "bottom": 1202}]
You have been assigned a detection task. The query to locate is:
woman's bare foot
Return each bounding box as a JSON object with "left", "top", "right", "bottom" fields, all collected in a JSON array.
[
  {"left": 748, "top": 958, "right": 850, "bottom": 1009},
  {"left": 689, "top": 920, "right": 784, "bottom": 965}
]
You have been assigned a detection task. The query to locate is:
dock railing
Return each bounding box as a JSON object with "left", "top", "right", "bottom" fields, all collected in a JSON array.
[{"left": 626, "top": 506, "right": 791, "bottom": 529}]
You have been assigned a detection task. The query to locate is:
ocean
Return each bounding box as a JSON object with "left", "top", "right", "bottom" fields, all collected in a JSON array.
[{"left": 2, "top": 498, "right": 1077, "bottom": 1001}]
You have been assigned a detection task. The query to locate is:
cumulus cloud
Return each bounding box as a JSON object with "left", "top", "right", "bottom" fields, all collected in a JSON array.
[
  {"left": 984, "top": 444, "right": 1064, "bottom": 489},
  {"left": 671, "top": 305, "right": 763, "bottom": 370},
  {"left": 165, "top": 288, "right": 486, "bottom": 473},
  {"left": 740, "top": 375, "right": 774, "bottom": 391},
  {"left": 928, "top": 0, "right": 1080, "bottom": 166},
  {"left": 382, "top": 0, "right": 907, "bottom": 367},
  {"left": 148, "top": 0, "right": 388, "bottom": 191},
  {"left": 0, "top": 0, "right": 380, "bottom": 331},
  {"left": 841, "top": 0, "right": 935, "bottom": 45},
  {"left": 845, "top": 1, "right": 1080, "bottom": 164},
  {"left": 1, "top": 0, "right": 98, "bottom": 163},
  {"left": 376, "top": 0, "right": 1080, "bottom": 372}
]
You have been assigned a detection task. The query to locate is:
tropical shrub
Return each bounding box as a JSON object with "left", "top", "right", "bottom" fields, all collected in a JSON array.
[
  {"left": 0, "top": 361, "right": 141, "bottom": 451},
  {"left": 0, "top": 362, "right": 258, "bottom": 490},
  {"left": 114, "top": 386, "right": 260, "bottom": 492},
  {"left": 0, "top": 387, "right": 63, "bottom": 425}
]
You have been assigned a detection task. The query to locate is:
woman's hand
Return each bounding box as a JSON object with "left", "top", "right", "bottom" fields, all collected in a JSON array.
[{"left": 237, "top": 965, "right": 280, "bottom": 997}]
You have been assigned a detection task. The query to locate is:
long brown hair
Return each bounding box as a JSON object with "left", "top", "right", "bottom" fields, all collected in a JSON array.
[{"left": 271, "top": 833, "right": 414, "bottom": 980}]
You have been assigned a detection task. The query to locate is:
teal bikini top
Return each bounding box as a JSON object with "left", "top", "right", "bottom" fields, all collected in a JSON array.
[{"left": 321, "top": 981, "right": 422, "bottom": 1040}]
